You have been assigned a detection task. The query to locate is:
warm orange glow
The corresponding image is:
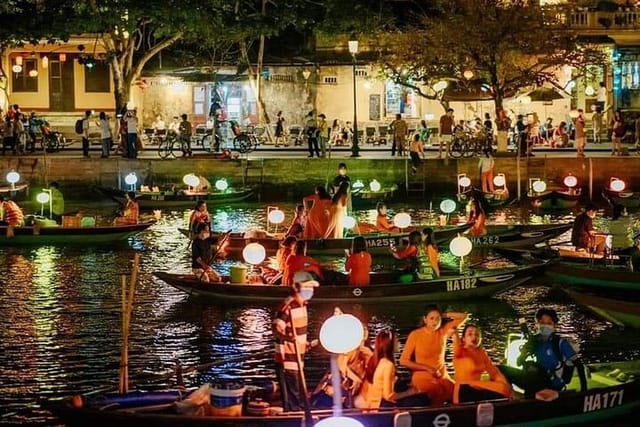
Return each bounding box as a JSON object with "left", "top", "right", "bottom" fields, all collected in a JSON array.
[
  {"left": 59, "top": 53, "right": 66, "bottom": 62},
  {"left": 15, "top": 55, "right": 23, "bottom": 66}
]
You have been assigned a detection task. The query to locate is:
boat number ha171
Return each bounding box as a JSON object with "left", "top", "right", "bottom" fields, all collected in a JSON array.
[
  {"left": 446, "top": 278, "right": 477, "bottom": 292},
  {"left": 583, "top": 390, "right": 624, "bottom": 413}
]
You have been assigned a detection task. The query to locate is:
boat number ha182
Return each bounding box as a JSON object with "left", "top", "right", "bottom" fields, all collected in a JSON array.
[
  {"left": 446, "top": 278, "right": 477, "bottom": 292},
  {"left": 583, "top": 390, "right": 624, "bottom": 413}
]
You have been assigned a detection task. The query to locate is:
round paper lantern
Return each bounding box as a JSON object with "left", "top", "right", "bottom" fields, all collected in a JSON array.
[
  {"left": 450, "top": 235, "right": 473, "bottom": 257},
  {"left": 433, "top": 80, "right": 448, "bottom": 92},
  {"left": 352, "top": 179, "right": 364, "bottom": 189},
  {"left": 440, "top": 199, "right": 456, "bottom": 214},
  {"left": 585, "top": 85, "right": 595, "bottom": 96},
  {"left": 28, "top": 69, "right": 38, "bottom": 77},
  {"left": 315, "top": 417, "right": 364, "bottom": 427},
  {"left": 36, "top": 192, "right": 50, "bottom": 204},
  {"left": 215, "top": 178, "right": 229, "bottom": 191},
  {"left": 124, "top": 172, "right": 138, "bottom": 186},
  {"left": 393, "top": 212, "right": 411, "bottom": 229},
  {"left": 369, "top": 179, "right": 381, "bottom": 192},
  {"left": 463, "top": 69, "right": 474, "bottom": 80},
  {"left": 342, "top": 215, "right": 356, "bottom": 229},
  {"left": 182, "top": 173, "right": 200, "bottom": 187},
  {"left": 532, "top": 180, "right": 547, "bottom": 193},
  {"left": 458, "top": 176, "right": 471, "bottom": 188},
  {"left": 610, "top": 178, "right": 625, "bottom": 192},
  {"left": 319, "top": 314, "right": 363, "bottom": 354},
  {"left": 268, "top": 209, "right": 285, "bottom": 225},
  {"left": 6, "top": 171, "right": 20, "bottom": 184},
  {"left": 12, "top": 64, "right": 22, "bottom": 73},
  {"left": 563, "top": 175, "right": 577, "bottom": 188},
  {"left": 493, "top": 175, "right": 506, "bottom": 187},
  {"left": 242, "top": 243, "right": 266, "bottom": 265}
]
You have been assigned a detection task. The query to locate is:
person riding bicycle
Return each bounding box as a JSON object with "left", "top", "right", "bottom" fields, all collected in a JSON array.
[{"left": 178, "top": 113, "right": 193, "bottom": 157}]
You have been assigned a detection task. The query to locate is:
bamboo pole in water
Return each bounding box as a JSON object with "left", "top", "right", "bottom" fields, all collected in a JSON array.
[{"left": 119, "top": 253, "right": 140, "bottom": 394}]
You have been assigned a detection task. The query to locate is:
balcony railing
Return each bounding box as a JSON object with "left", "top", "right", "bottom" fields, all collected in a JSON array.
[{"left": 547, "top": 6, "right": 640, "bottom": 31}]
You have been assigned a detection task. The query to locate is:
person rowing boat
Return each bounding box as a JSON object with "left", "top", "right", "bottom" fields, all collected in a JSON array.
[{"left": 191, "top": 223, "right": 222, "bottom": 282}]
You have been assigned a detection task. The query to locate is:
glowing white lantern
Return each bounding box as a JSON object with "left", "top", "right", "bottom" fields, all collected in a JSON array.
[
  {"left": 124, "top": 172, "right": 138, "bottom": 186},
  {"left": 12, "top": 64, "right": 22, "bottom": 73},
  {"left": 352, "top": 179, "right": 364, "bottom": 189},
  {"left": 585, "top": 85, "right": 595, "bottom": 96},
  {"left": 440, "top": 199, "right": 456, "bottom": 214},
  {"left": 36, "top": 192, "right": 50, "bottom": 204},
  {"left": 6, "top": 171, "right": 20, "bottom": 185},
  {"left": 610, "top": 178, "right": 625, "bottom": 192},
  {"left": 532, "top": 180, "right": 547, "bottom": 193},
  {"left": 458, "top": 176, "right": 471, "bottom": 188},
  {"left": 320, "top": 313, "right": 363, "bottom": 354},
  {"left": 182, "top": 173, "right": 200, "bottom": 187},
  {"left": 433, "top": 80, "right": 448, "bottom": 92},
  {"left": 369, "top": 179, "right": 381, "bottom": 192},
  {"left": 393, "top": 212, "right": 411, "bottom": 229},
  {"left": 563, "top": 175, "right": 577, "bottom": 188},
  {"left": 493, "top": 174, "right": 506, "bottom": 187},
  {"left": 449, "top": 235, "right": 473, "bottom": 257},
  {"left": 315, "top": 417, "right": 364, "bottom": 427},
  {"left": 242, "top": 243, "right": 266, "bottom": 265},
  {"left": 268, "top": 208, "right": 285, "bottom": 225},
  {"left": 463, "top": 69, "right": 474, "bottom": 80},
  {"left": 28, "top": 69, "right": 38, "bottom": 77},
  {"left": 215, "top": 178, "right": 229, "bottom": 191},
  {"left": 342, "top": 215, "right": 356, "bottom": 229}
]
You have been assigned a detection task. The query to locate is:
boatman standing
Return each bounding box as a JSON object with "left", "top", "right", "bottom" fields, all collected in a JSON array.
[{"left": 273, "top": 271, "right": 318, "bottom": 412}]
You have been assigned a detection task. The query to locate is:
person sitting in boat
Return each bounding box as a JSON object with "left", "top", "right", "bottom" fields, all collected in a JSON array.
[
  {"left": 345, "top": 236, "right": 372, "bottom": 287},
  {"left": 285, "top": 204, "right": 306, "bottom": 238},
  {"left": 276, "top": 236, "right": 298, "bottom": 272},
  {"left": 324, "top": 181, "right": 350, "bottom": 239},
  {"left": 282, "top": 240, "right": 323, "bottom": 286},
  {"left": 354, "top": 329, "right": 428, "bottom": 409},
  {"left": 416, "top": 228, "right": 440, "bottom": 280},
  {"left": 399, "top": 305, "right": 468, "bottom": 406},
  {"left": 114, "top": 192, "right": 139, "bottom": 225},
  {"left": 191, "top": 223, "right": 222, "bottom": 283},
  {"left": 302, "top": 186, "right": 332, "bottom": 239},
  {"left": 466, "top": 197, "right": 487, "bottom": 237},
  {"left": 375, "top": 202, "right": 400, "bottom": 233},
  {"left": 338, "top": 320, "right": 373, "bottom": 405},
  {"left": 0, "top": 195, "right": 24, "bottom": 227},
  {"left": 390, "top": 231, "right": 422, "bottom": 279},
  {"left": 188, "top": 200, "right": 210, "bottom": 237},
  {"left": 500, "top": 308, "right": 587, "bottom": 399},
  {"left": 571, "top": 204, "right": 605, "bottom": 254},
  {"left": 609, "top": 204, "right": 634, "bottom": 253},
  {"left": 49, "top": 181, "right": 66, "bottom": 223},
  {"left": 452, "top": 324, "right": 512, "bottom": 404}
]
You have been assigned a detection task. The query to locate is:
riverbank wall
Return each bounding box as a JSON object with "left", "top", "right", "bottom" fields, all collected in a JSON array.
[{"left": 2, "top": 155, "right": 639, "bottom": 205}]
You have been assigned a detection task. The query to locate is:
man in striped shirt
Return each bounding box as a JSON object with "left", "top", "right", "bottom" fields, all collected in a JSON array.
[{"left": 273, "top": 271, "right": 318, "bottom": 411}]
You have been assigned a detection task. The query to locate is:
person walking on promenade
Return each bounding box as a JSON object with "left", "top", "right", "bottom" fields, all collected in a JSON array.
[
  {"left": 409, "top": 133, "right": 424, "bottom": 174},
  {"left": 439, "top": 108, "right": 454, "bottom": 159},
  {"left": 179, "top": 113, "right": 193, "bottom": 157},
  {"left": 275, "top": 111, "right": 286, "bottom": 147},
  {"left": 98, "top": 112, "right": 112, "bottom": 158},
  {"left": 27, "top": 112, "right": 39, "bottom": 153},
  {"left": 390, "top": 113, "right": 407, "bottom": 156},
  {"left": 303, "top": 111, "right": 320, "bottom": 158},
  {"left": 81, "top": 110, "right": 91, "bottom": 158},
  {"left": 573, "top": 109, "right": 586, "bottom": 158},
  {"left": 610, "top": 110, "right": 625, "bottom": 156},
  {"left": 592, "top": 106, "right": 603, "bottom": 144},
  {"left": 273, "top": 271, "right": 318, "bottom": 412},
  {"left": 317, "top": 113, "right": 328, "bottom": 157},
  {"left": 125, "top": 109, "right": 139, "bottom": 159}
]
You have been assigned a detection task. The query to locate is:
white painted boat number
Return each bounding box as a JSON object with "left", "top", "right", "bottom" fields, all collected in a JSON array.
[
  {"left": 446, "top": 278, "right": 477, "bottom": 292},
  {"left": 352, "top": 288, "right": 362, "bottom": 297},
  {"left": 433, "top": 413, "right": 451, "bottom": 427},
  {"left": 470, "top": 235, "right": 500, "bottom": 245},
  {"left": 366, "top": 238, "right": 394, "bottom": 248},
  {"left": 583, "top": 389, "right": 624, "bottom": 412}
]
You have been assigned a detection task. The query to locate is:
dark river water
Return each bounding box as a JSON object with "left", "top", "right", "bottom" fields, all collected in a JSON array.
[{"left": 1, "top": 202, "right": 639, "bottom": 425}]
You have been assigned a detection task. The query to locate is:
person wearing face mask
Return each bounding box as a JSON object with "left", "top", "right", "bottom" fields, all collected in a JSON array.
[
  {"left": 399, "top": 305, "right": 468, "bottom": 406},
  {"left": 273, "top": 271, "right": 318, "bottom": 412},
  {"left": 500, "top": 308, "right": 587, "bottom": 399}
]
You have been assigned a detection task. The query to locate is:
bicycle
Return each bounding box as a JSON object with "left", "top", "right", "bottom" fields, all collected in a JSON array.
[{"left": 157, "top": 132, "right": 187, "bottom": 159}]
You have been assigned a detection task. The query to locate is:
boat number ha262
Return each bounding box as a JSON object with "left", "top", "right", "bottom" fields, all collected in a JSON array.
[
  {"left": 583, "top": 390, "right": 624, "bottom": 413},
  {"left": 446, "top": 278, "right": 477, "bottom": 292},
  {"left": 470, "top": 235, "right": 499, "bottom": 246}
]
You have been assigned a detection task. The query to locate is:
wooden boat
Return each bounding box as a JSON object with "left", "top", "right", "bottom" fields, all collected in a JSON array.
[
  {"left": 0, "top": 220, "right": 156, "bottom": 246},
  {"left": 457, "top": 187, "right": 511, "bottom": 209},
  {"left": 96, "top": 186, "right": 255, "bottom": 209},
  {"left": 0, "top": 183, "right": 28, "bottom": 194},
  {"left": 181, "top": 223, "right": 473, "bottom": 256},
  {"left": 351, "top": 183, "right": 398, "bottom": 208},
  {"left": 45, "top": 360, "right": 640, "bottom": 427},
  {"left": 469, "top": 223, "right": 572, "bottom": 249},
  {"left": 527, "top": 188, "right": 581, "bottom": 210},
  {"left": 602, "top": 188, "right": 640, "bottom": 209},
  {"left": 560, "top": 287, "right": 640, "bottom": 329},
  {"left": 154, "top": 262, "right": 546, "bottom": 303},
  {"left": 546, "top": 259, "right": 639, "bottom": 291}
]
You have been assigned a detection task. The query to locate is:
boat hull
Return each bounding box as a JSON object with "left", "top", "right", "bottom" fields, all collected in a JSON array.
[
  {"left": 351, "top": 185, "right": 398, "bottom": 208},
  {"left": 546, "top": 261, "right": 640, "bottom": 291},
  {"left": 0, "top": 221, "right": 155, "bottom": 246},
  {"left": 561, "top": 287, "right": 640, "bottom": 328},
  {"left": 602, "top": 189, "right": 640, "bottom": 209},
  {"left": 97, "top": 187, "right": 255, "bottom": 209},
  {"left": 469, "top": 223, "right": 572, "bottom": 249},
  {"left": 154, "top": 263, "right": 544, "bottom": 303},
  {"left": 528, "top": 190, "right": 580, "bottom": 210}
]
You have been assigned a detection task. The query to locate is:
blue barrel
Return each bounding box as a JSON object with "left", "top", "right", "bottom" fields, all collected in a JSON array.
[{"left": 211, "top": 381, "right": 245, "bottom": 417}]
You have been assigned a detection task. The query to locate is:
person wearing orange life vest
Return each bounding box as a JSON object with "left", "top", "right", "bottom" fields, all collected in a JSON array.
[
  {"left": 115, "top": 191, "right": 139, "bottom": 225},
  {"left": 0, "top": 196, "right": 24, "bottom": 226}
]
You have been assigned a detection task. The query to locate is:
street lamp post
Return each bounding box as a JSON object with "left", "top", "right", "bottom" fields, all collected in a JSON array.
[{"left": 348, "top": 40, "right": 360, "bottom": 158}]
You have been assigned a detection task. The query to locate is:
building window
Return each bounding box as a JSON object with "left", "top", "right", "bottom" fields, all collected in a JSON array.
[
  {"left": 12, "top": 59, "right": 38, "bottom": 92},
  {"left": 323, "top": 76, "right": 338, "bottom": 84},
  {"left": 84, "top": 62, "right": 110, "bottom": 92}
]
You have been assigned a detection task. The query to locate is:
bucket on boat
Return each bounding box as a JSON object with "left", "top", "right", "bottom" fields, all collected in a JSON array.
[
  {"left": 80, "top": 216, "right": 96, "bottom": 227},
  {"left": 230, "top": 265, "right": 247, "bottom": 283},
  {"left": 211, "top": 381, "right": 245, "bottom": 417},
  {"left": 246, "top": 399, "right": 270, "bottom": 416}
]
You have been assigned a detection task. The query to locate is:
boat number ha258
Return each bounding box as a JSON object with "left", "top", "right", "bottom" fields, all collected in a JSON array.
[
  {"left": 446, "top": 278, "right": 477, "bottom": 292},
  {"left": 583, "top": 390, "right": 624, "bottom": 413}
]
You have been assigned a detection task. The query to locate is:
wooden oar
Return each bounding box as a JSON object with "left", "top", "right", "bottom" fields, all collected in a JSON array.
[{"left": 197, "top": 229, "right": 232, "bottom": 281}]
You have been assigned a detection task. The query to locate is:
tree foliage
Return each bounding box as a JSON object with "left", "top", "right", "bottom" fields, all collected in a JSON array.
[{"left": 379, "top": 0, "right": 609, "bottom": 118}]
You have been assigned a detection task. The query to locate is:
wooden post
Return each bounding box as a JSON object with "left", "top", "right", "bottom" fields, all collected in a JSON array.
[
  {"left": 589, "top": 157, "right": 593, "bottom": 201},
  {"left": 119, "top": 253, "right": 140, "bottom": 394}
]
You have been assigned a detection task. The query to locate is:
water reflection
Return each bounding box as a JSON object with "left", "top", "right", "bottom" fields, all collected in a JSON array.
[{"left": 0, "top": 203, "right": 639, "bottom": 424}]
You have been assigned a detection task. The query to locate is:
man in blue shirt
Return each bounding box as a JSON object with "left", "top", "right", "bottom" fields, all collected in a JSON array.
[{"left": 502, "top": 308, "right": 587, "bottom": 398}]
